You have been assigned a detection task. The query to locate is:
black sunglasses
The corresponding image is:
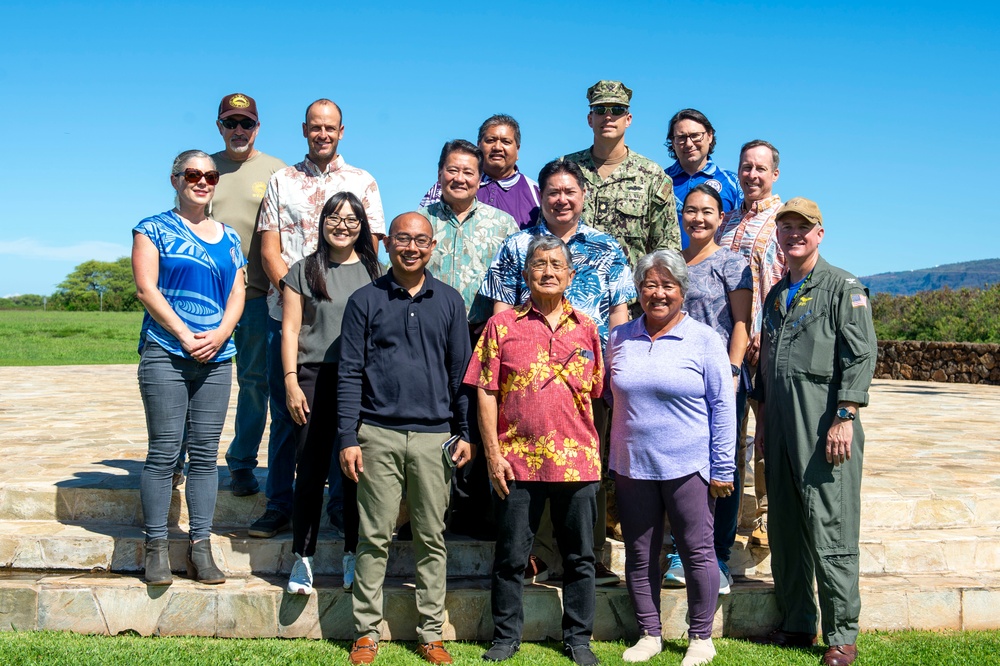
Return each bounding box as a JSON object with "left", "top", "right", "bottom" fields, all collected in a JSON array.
[
  {"left": 591, "top": 105, "right": 628, "bottom": 116},
  {"left": 174, "top": 168, "right": 220, "bottom": 185},
  {"left": 219, "top": 118, "right": 257, "bottom": 130}
]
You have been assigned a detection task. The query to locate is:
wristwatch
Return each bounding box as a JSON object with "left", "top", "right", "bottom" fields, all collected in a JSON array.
[
  {"left": 730, "top": 364, "right": 740, "bottom": 377},
  {"left": 835, "top": 407, "right": 856, "bottom": 421}
]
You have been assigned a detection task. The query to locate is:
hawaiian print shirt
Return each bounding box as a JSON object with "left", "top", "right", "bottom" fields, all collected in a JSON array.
[
  {"left": 419, "top": 199, "right": 519, "bottom": 325},
  {"left": 258, "top": 155, "right": 385, "bottom": 320},
  {"left": 559, "top": 147, "right": 679, "bottom": 266},
  {"left": 715, "top": 194, "right": 786, "bottom": 340},
  {"left": 464, "top": 300, "right": 604, "bottom": 482},
  {"left": 478, "top": 220, "right": 635, "bottom": 349}
]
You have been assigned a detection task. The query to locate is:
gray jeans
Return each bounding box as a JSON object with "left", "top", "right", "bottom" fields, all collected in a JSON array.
[{"left": 138, "top": 341, "right": 231, "bottom": 541}]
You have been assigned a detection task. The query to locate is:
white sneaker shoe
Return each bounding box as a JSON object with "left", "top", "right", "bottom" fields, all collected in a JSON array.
[
  {"left": 681, "top": 637, "right": 716, "bottom": 666},
  {"left": 622, "top": 632, "right": 662, "bottom": 662},
  {"left": 287, "top": 554, "right": 313, "bottom": 595},
  {"left": 342, "top": 552, "right": 356, "bottom": 590}
]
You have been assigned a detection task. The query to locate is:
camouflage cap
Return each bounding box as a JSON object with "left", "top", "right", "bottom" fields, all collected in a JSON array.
[
  {"left": 776, "top": 197, "right": 824, "bottom": 226},
  {"left": 587, "top": 80, "right": 632, "bottom": 106}
]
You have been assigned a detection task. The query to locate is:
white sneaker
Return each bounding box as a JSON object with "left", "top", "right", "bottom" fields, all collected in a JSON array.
[
  {"left": 343, "top": 552, "right": 356, "bottom": 590},
  {"left": 681, "top": 637, "right": 715, "bottom": 666},
  {"left": 622, "top": 632, "right": 662, "bottom": 662},
  {"left": 718, "top": 559, "right": 732, "bottom": 595},
  {"left": 287, "top": 554, "right": 313, "bottom": 595}
]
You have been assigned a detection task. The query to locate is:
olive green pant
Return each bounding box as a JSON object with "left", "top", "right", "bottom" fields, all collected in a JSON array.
[
  {"left": 765, "top": 422, "right": 864, "bottom": 646},
  {"left": 352, "top": 424, "right": 452, "bottom": 643}
]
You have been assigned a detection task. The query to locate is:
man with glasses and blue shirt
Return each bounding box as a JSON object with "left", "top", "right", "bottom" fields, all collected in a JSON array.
[
  {"left": 663, "top": 108, "right": 742, "bottom": 249},
  {"left": 559, "top": 80, "right": 679, "bottom": 269},
  {"left": 211, "top": 92, "right": 286, "bottom": 497}
]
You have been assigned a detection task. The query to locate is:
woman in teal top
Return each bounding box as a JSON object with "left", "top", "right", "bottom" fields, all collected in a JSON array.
[{"left": 132, "top": 149, "right": 246, "bottom": 586}]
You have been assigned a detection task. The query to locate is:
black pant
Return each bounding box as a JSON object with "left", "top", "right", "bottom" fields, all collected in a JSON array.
[
  {"left": 291, "top": 363, "right": 359, "bottom": 556},
  {"left": 491, "top": 480, "right": 597, "bottom": 645}
]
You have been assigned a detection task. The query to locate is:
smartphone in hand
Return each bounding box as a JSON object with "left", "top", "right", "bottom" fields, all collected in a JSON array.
[{"left": 442, "top": 434, "right": 461, "bottom": 467}]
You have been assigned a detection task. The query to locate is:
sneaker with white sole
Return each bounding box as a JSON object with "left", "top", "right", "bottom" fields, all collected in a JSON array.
[
  {"left": 681, "top": 637, "right": 715, "bottom": 666},
  {"left": 662, "top": 552, "right": 686, "bottom": 588},
  {"left": 343, "top": 552, "right": 356, "bottom": 590},
  {"left": 287, "top": 554, "right": 313, "bottom": 595},
  {"left": 623, "top": 632, "right": 662, "bottom": 662},
  {"left": 718, "top": 559, "right": 732, "bottom": 595}
]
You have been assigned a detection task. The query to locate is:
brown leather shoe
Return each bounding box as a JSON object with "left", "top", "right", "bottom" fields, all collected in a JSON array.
[
  {"left": 822, "top": 644, "right": 858, "bottom": 666},
  {"left": 416, "top": 640, "right": 453, "bottom": 664},
  {"left": 753, "top": 628, "right": 817, "bottom": 647},
  {"left": 349, "top": 637, "right": 378, "bottom": 665}
]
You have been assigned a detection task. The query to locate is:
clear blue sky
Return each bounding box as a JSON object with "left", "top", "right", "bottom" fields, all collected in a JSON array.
[{"left": 1, "top": 0, "right": 998, "bottom": 296}]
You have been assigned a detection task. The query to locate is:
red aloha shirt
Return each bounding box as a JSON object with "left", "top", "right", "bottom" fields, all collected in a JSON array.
[{"left": 464, "top": 299, "right": 604, "bottom": 482}]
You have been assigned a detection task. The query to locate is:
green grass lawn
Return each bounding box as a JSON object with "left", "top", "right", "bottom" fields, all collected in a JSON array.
[
  {"left": 1, "top": 632, "right": 999, "bottom": 665},
  {"left": 0, "top": 310, "right": 143, "bottom": 366}
]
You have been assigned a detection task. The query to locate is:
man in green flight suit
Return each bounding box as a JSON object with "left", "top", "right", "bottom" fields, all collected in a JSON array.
[
  {"left": 559, "top": 80, "right": 679, "bottom": 267},
  {"left": 752, "top": 197, "right": 876, "bottom": 666}
]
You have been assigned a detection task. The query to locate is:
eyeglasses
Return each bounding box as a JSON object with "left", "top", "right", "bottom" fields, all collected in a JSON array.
[
  {"left": 390, "top": 233, "right": 433, "bottom": 249},
  {"left": 174, "top": 168, "right": 220, "bottom": 185},
  {"left": 219, "top": 118, "right": 258, "bottom": 130},
  {"left": 527, "top": 259, "right": 570, "bottom": 273},
  {"left": 591, "top": 105, "right": 628, "bottom": 116},
  {"left": 666, "top": 131, "right": 707, "bottom": 147},
  {"left": 324, "top": 214, "right": 361, "bottom": 229}
]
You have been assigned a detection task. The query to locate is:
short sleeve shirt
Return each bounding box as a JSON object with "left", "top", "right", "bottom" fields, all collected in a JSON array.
[
  {"left": 683, "top": 248, "right": 752, "bottom": 350},
  {"left": 464, "top": 300, "right": 604, "bottom": 482},
  {"left": 283, "top": 258, "right": 373, "bottom": 365}
]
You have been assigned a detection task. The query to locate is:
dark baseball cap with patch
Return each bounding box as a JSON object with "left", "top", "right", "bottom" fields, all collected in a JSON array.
[{"left": 218, "top": 93, "right": 258, "bottom": 122}]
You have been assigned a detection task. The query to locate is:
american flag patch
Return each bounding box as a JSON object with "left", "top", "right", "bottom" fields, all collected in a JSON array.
[{"left": 851, "top": 293, "right": 868, "bottom": 308}]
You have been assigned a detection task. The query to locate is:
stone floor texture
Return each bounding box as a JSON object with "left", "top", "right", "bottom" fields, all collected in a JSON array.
[{"left": 1, "top": 365, "right": 998, "bottom": 638}]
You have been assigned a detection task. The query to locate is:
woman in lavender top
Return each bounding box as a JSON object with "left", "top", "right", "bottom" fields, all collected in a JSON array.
[
  {"left": 661, "top": 184, "right": 752, "bottom": 594},
  {"left": 608, "top": 250, "right": 735, "bottom": 665}
]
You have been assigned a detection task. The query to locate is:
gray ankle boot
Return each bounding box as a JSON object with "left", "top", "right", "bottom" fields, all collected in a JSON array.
[
  {"left": 187, "top": 539, "right": 225, "bottom": 584},
  {"left": 143, "top": 539, "right": 172, "bottom": 585}
]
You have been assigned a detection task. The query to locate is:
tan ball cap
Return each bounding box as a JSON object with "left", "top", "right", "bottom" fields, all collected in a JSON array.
[{"left": 775, "top": 197, "right": 823, "bottom": 226}]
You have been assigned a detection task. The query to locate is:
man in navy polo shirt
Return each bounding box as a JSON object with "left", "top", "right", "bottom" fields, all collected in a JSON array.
[{"left": 664, "top": 108, "right": 742, "bottom": 248}]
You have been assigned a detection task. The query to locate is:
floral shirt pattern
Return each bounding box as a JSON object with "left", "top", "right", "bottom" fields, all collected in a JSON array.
[
  {"left": 258, "top": 155, "right": 384, "bottom": 320},
  {"left": 463, "top": 300, "right": 604, "bottom": 482},
  {"left": 419, "top": 199, "right": 519, "bottom": 325}
]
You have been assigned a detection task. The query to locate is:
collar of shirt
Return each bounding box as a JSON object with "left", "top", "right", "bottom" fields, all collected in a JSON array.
[
  {"left": 742, "top": 194, "right": 782, "bottom": 216},
  {"left": 301, "top": 154, "right": 346, "bottom": 177},
  {"left": 623, "top": 312, "right": 690, "bottom": 342},
  {"left": 436, "top": 197, "right": 481, "bottom": 224},
  {"left": 666, "top": 158, "right": 719, "bottom": 181},
  {"left": 487, "top": 167, "right": 523, "bottom": 192},
  {"left": 385, "top": 269, "right": 437, "bottom": 299},
  {"left": 514, "top": 297, "right": 580, "bottom": 328},
  {"left": 536, "top": 219, "right": 588, "bottom": 244}
]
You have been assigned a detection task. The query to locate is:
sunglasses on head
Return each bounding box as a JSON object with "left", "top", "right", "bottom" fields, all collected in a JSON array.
[
  {"left": 219, "top": 118, "right": 257, "bottom": 130},
  {"left": 591, "top": 105, "right": 628, "bottom": 116},
  {"left": 174, "top": 168, "right": 220, "bottom": 186}
]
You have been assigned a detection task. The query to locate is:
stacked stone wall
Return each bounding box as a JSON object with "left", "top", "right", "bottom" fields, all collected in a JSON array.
[{"left": 876, "top": 340, "right": 1000, "bottom": 385}]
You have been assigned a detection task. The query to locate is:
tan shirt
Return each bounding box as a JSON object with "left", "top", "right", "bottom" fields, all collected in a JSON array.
[{"left": 210, "top": 150, "right": 287, "bottom": 300}]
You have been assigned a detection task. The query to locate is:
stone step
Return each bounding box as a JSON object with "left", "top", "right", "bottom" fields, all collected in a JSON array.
[{"left": 1, "top": 570, "right": 997, "bottom": 639}]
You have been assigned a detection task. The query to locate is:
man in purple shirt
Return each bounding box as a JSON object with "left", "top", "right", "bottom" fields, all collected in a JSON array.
[{"left": 419, "top": 114, "right": 540, "bottom": 229}]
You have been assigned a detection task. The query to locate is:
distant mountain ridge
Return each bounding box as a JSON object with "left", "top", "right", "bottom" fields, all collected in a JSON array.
[{"left": 862, "top": 258, "right": 1000, "bottom": 295}]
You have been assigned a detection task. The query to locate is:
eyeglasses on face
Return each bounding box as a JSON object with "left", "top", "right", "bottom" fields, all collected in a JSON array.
[
  {"left": 527, "top": 259, "right": 570, "bottom": 273},
  {"left": 666, "top": 131, "right": 707, "bottom": 147},
  {"left": 174, "top": 168, "right": 220, "bottom": 185},
  {"left": 324, "top": 214, "right": 361, "bottom": 229},
  {"left": 390, "top": 233, "right": 433, "bottom": 248},
  {"left": 591, "top": 105, "right": 628, "bottom": 116},
  {"left": 219, "top": 118, "right": 258, "bottom": 130}
]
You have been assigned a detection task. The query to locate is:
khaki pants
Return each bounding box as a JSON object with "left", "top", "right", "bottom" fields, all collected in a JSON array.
[{"left": 352, "top": 424, "right": 452, "bottom": 642}]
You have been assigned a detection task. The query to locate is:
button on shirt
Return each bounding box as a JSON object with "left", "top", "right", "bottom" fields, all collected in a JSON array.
[
  {"left": 478, "top": 221, "right": 635, "bottom": 349},
  {"left": 419, "top": 199, "right": 519, "bottom": 325},
  {"left": 337, "top": 270, "right": 472, "bottom": 450},
  {"left": 715, "top": 195, "right": 786, "bottom": 340},
  {"left": 258, "top": 155, "right": 385, "bottom": 320},
  {"left": 463, "top": 300, "right": 604, "bottom": 483},
  {"left": 666, "top": 159, "right": 743, "bottom": 249},
  {"left": 419, "top": 168, "right": 541, "bottom": 230}
]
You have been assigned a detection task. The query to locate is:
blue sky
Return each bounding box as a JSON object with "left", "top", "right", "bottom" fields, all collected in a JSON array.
[{"left": 1, "top": 0, "right": 998, "bottom": 296}]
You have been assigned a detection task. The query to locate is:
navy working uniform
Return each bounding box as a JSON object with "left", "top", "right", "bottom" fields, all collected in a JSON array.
[{"left": 754, "top": 255, "right": 877, "bottom": 646}]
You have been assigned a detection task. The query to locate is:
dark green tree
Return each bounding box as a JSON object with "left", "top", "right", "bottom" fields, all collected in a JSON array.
[{"left": 53, "top": 257, "right": 140, "bottom": 311}]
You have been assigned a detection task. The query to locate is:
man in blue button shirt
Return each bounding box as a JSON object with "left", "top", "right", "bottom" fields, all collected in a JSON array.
[{"left": 664, "top": 109, "right": 742, "bottom": 248}]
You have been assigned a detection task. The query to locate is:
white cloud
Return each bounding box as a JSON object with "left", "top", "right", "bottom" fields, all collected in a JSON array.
[{"left": 0, "top": 238, "right": 131, "bottom": 262}]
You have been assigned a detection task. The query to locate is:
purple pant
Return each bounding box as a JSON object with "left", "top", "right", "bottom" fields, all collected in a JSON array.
[{"left": 616, "top": 472, "right": 718, "bottom": 639}]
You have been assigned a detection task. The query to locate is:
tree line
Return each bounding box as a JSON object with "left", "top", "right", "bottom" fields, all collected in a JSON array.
[{"left": 5, "top": 258, "right": 1000, "bottom": 344}]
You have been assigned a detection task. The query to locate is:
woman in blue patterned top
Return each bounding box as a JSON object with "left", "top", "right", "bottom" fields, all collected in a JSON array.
[
  {"left": 132, "top": 149, "right": 246, "bottom": 586},
  {"left": 661, "top": 182, "right": 752, "bottom": 598}
]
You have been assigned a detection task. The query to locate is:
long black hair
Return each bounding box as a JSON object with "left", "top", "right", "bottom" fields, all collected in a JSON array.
[{"left": 305, "top": 191, "right": 382, "bottom": 300}]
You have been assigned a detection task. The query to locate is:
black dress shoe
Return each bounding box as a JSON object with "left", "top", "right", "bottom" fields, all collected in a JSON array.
[
  {"left": 564, "top": 643, "right": 599, "bottom": 666},
  {"left": 482, "top": 642, "right": 520, "bottom": 662},
  {"left": 753, "top": 629, "right": 817, "bottom": 647}
]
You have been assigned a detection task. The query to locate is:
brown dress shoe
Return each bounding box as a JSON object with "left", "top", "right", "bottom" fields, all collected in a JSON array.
[
  {"left": 753, "top": 628, "right": 817, "bottom": 647},
  {"left": 417, "top": 640, "right": 453, "bottom": 664},
  {"left": 822, "top": 644, "right": 858, "bottom": 666},
  {"left": 349, "top": 636, "right": 378, "bottom": 665}
]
